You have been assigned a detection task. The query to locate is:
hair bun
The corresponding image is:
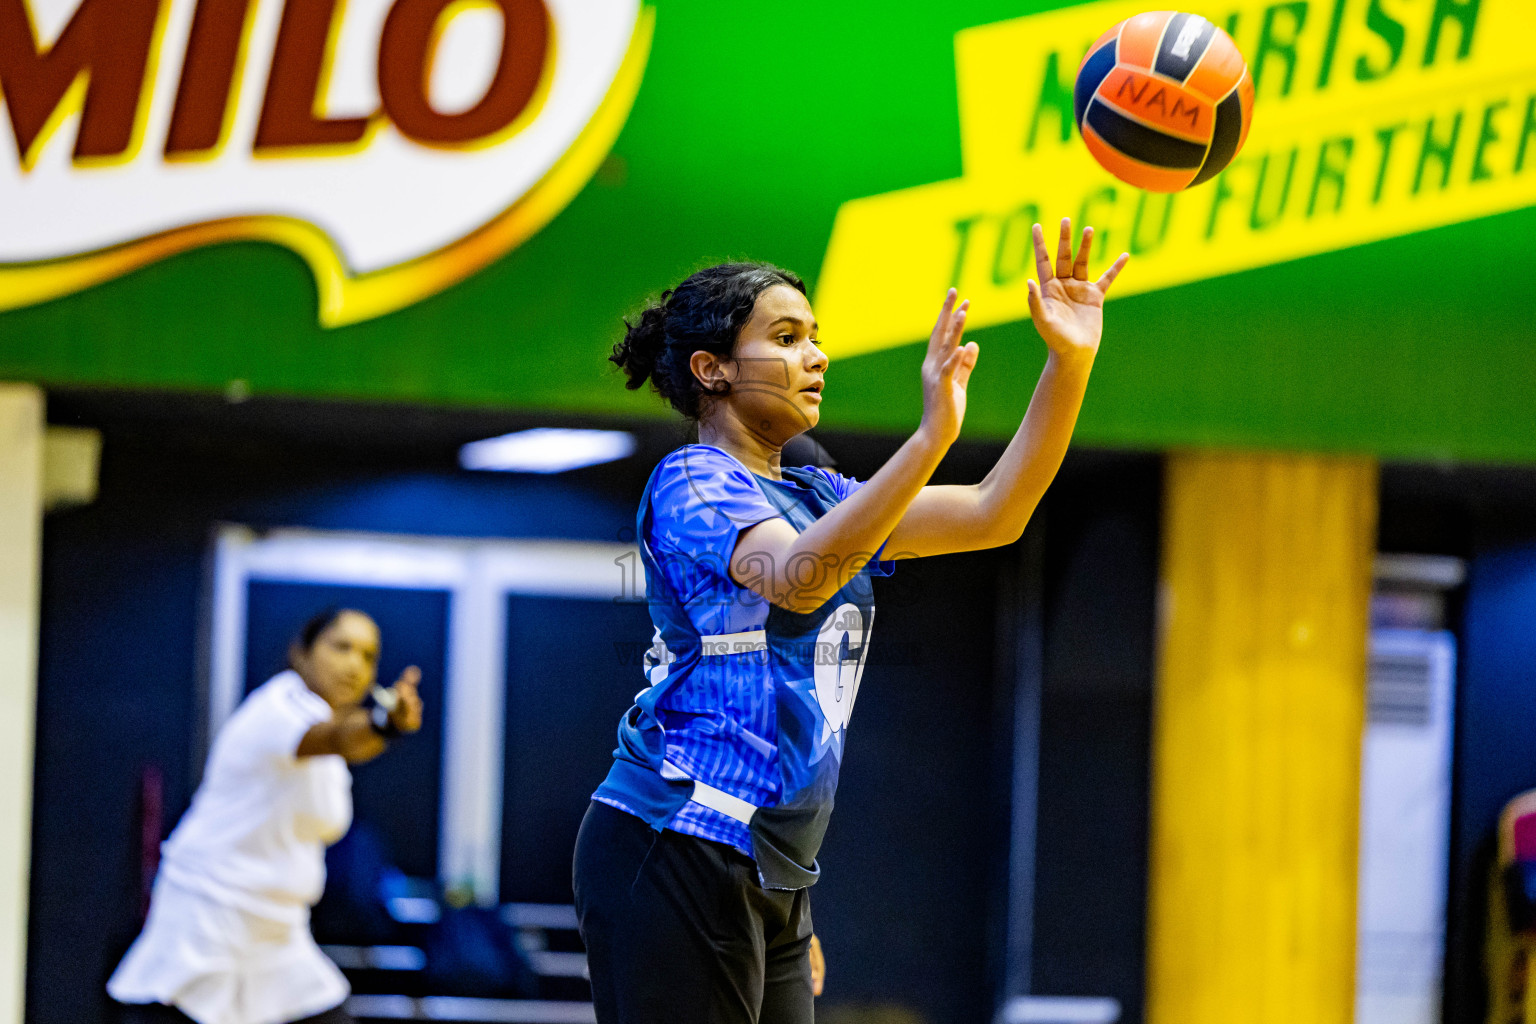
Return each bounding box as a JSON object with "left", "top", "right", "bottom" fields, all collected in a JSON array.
[{"left": 611, "top": 301, "right": 668, "bottom": 391}]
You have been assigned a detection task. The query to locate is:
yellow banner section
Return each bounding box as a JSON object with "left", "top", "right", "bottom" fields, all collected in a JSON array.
[{"left": 816, "top": 0, "right": 1536, "bottom": 357}]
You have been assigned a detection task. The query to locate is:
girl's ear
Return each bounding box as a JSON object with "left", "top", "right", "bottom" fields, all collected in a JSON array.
[{"left": 690, "top": 350, "right": 732, "bottom": 393}]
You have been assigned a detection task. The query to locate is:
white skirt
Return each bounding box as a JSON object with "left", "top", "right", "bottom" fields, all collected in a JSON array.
[{"left": 108, "top": 876, "right": 349, "bottom": 1024}]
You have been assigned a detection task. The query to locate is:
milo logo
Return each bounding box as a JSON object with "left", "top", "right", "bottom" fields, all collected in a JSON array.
[{"left": 0, "top": 0, "right": 654, "bottom": 325}]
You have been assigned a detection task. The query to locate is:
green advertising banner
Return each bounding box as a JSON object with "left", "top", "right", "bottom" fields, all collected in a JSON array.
[{"left": 1, "top": 0, "right": 1533, "bottom": 460}]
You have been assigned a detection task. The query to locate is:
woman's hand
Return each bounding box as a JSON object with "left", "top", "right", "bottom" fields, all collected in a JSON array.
[
  {"left": 298, "top": 667, "right": 422, "bottom": 763},
  {"left": 387, "top": 666, "right": 423, "bottom": 734},
  {"left": 808, "top": 933, "right": 825, "bottom": 997},
  {"left": 1026, "top": 218, "right": 1129, "bottom": 363},
  {"left": 919, "top": 288, "right": 980, "bottom": 446}
]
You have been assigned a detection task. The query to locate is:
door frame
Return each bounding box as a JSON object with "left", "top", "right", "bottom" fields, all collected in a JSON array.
[{"left": 205, "top": 525, "right": 643, "bottom": 903}]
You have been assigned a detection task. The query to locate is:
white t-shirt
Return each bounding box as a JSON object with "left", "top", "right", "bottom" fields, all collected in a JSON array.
[
  {"left": 160, "top": 670, "right": 353, "bottom": 921},
  {"left": 108, "top": 671, "right": 354, "bottom": 1024}
]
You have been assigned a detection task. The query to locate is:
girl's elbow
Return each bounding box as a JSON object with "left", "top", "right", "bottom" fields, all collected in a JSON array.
[
  {"left": 980, "top": 511, "right": 1036, "bottom": 550},
  {"left": 995, "top": 524, "right": 1028, "bottom": 548},
  {"left": 974, "top": 526, "right": 1022, "bottom": 551}
]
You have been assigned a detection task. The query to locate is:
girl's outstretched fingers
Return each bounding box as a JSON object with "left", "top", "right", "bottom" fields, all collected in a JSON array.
[
  {"left": 1098, "top": 252, "right": 1131, "bottom": 294},
  {"left": 933, "top": 288, "right": 956, "bottom": 330},
  {"left": 1073, "top": 226, "right": 1095, "bottom": 281},
  {"left": 1032, "top": 223, "right": 1053, "bottom": 284},
  {"left": 1054, "top": 217, "right": 1074, "bottom": 279},
  {"left": 926, "top": 289, "right": 958, "bottom": 357},
  {"left": 954, "top": 342, "right": 980, "bottom": 389}
]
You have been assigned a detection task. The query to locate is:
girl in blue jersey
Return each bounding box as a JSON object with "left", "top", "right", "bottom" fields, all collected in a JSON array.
[{"left": 574, "top": 220, "right": 1128, "bottom": 1024}]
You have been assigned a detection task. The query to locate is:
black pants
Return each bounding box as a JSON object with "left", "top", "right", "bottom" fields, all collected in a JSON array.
[{"left": 573, "top": 801, "right": 814, "bottom": 1024}]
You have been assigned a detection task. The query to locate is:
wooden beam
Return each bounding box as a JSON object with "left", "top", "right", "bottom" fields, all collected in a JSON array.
[{"left": 1147, "top": 451, "right": 1376, "bottom": 1024}]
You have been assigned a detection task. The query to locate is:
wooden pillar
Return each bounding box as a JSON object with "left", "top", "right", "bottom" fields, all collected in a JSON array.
[
  {"left": 0, "top": 385, "right": 42, "bottom": 1024},
  {"left": 1146, "top": 451, "right": 1377, "bottom": 1024}
]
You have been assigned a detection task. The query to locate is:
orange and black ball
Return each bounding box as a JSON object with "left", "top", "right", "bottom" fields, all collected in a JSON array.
[{"left": 1075, "top": 11, "right": 1255, "bottom": 192}]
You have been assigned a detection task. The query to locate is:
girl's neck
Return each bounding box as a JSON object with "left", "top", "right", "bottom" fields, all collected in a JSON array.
[{"left": 697, "top": 411, "right": 783, "bottom": 479}]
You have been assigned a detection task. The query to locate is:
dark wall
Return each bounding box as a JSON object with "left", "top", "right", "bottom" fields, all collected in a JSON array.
[
  {"left": 32, "top": 503, "right": 203, "bottom": 1022},
  {"left": 500, "top": 594, "right": 655, "bottom": 904},
  {"left": 1032, "top": 455, "right": 1160, "bottom": 1023},
  {"left": 1379, "top": 465, "right": 1536, "bottom": 1024},
  {"left": 1449, "top": 543, "right": 1536, "bottom": 1024}
]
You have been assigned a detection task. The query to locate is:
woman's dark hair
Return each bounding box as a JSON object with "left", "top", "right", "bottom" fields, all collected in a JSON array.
[
  {"left": 287, "top": 607, "right": 361, "bottom": 668},
  {"left": 610, "top": 262, "right": 807, "bottom": 419}
]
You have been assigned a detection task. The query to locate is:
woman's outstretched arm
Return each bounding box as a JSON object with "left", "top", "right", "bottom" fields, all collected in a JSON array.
[
  {"left": 297, "top": 667, "right": 422, "bottom": 764},
  {"left": 882, "top": 218, "right": 1129, "bottom": 559}
]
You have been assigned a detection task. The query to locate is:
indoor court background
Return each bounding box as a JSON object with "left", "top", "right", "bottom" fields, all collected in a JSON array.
[{"left": 2, "top": 1, "right": 1534, "bottom": 1023}]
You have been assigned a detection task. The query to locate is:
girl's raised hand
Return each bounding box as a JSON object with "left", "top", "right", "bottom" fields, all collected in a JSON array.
[
  {"left": 919, "top": 288, "right": 980, "bottom": 446},
  {"left": 1026, "top": 218, "right": 1129, "bottom": 362},
  {"left": 388, "top": 666, "right": 423, "bottom": 734}
]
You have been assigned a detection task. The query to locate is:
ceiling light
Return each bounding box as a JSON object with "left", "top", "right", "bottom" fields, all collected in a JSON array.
[{"left": 459, "top": 428, "right": 636, "bottom": 473}]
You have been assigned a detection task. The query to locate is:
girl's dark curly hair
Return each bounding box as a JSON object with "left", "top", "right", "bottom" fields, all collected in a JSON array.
[{"left": 610, "top": 262, "right": 806, "bottom": 420}]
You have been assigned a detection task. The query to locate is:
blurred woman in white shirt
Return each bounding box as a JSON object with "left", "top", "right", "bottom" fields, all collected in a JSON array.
[{"left": 109, "top": 608, "right": 423, "bottom": 1024}]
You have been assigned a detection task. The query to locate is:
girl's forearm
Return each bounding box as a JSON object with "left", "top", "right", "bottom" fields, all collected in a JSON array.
[
  {"left": 793, "top": 426, "right": 947, "bottom": 567},
  {"left": 975, "top": 351, "right": 1094, "bottom": 534}
]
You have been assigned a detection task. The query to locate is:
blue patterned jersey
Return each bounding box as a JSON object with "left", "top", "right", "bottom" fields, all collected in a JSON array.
[{"left": 592, "top": 444, "right": 891, "bottom": 889}]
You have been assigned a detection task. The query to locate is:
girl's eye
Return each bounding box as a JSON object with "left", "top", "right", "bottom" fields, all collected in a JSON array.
[{"left": 779, "top": 334, "right": 795, "bottom": 345}]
